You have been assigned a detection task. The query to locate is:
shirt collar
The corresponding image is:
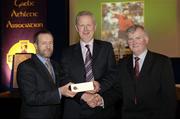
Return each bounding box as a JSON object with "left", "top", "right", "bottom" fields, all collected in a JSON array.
[
  {"left": 80, "top": 39, "right": 94, "bottom": 48},
  {"left": 133, "top": 49, "right": 148, "bottom": 60},
  {"left": 36, "top": 54, "right": 49, "bottom": 65}
]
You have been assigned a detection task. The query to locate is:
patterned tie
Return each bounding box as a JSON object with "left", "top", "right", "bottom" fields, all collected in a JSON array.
[
  {"left": 134, "top": 57, "right": 140, "bottom": 79},
  {"left": 85, "top": 45, "right": 94, "bottom": 82},
  {"left": 45, "top": 59, "right": 55, "bottom": 83},
  {"left": 134, "top": 57, "right": 140, "bottom": 104}
]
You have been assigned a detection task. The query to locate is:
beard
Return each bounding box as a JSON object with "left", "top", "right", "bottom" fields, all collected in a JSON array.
[{"left": 38, "top": 49, "right": 53, "bottom": 58}]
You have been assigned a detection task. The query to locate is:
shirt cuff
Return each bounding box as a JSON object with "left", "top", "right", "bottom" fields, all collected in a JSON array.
[
  {"left": 58, "top": 88, "right": 62, "bottom": 100},
  {"left": 100, "top": 97, "right": 105, "bottom": 108}
]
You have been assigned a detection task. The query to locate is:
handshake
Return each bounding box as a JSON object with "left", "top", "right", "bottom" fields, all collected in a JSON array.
[{"left": 59, "top": 81, "right": 103, "bottom": 108}]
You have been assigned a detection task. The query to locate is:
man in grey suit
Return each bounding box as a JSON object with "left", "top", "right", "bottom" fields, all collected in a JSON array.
[
  {"left": 17, "top": 30, "right": 76, "bottom": 119},
  {"left": 60, "top": 11, "right": 117, "bottom": 119}
]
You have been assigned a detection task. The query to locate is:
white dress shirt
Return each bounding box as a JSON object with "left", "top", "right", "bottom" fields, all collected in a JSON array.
[
  {"left": 80, "top": 39, "right": 94, "bottom": 62},
  {"left": 133, "top": 49, "right": 148, "bottom": 72}
]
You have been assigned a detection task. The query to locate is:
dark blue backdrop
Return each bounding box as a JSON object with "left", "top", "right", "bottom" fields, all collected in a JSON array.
[
  {"left": 47, "top": 0, "right": 69, "bottom": 62},
  {"left": 0, "top": 0, "right": 69, "bottom": 92}
]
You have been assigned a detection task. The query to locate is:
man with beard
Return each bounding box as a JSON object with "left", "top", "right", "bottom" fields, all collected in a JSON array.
[{"left": 17, "top": 30, "right": 76, "bottom": 119}]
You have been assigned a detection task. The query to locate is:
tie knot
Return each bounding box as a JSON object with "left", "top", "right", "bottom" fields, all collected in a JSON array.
[
  {"left": 45, "top": 59, "right": 51, "bottom": 66},
  {"left": 46, "top": 58, "right": 50, "bottom": 61},
  {"left": 134, "top": 57, "right": 140, "bottom": 62},
  {"left": 85, "top": 45, "right": 91, "bottom": 55},
  {"left": 46, "top": 58, "right": 50, "bottom": 62},
  {"left": 85, "top": 44, "right": 90, "bottom": 49}
]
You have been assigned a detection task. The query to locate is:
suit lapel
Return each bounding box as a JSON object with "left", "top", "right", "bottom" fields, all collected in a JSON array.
[
  {"left": 32, "top": 55, "right": 55, "bottom": 85},
  {"left": 126, "top": 55, "right": 135, "bottom": 80},
  {"left": 126, "top": 51, "right": 154, "bottom": 80},
  {"left": 139, "top": 51, "right": 153, "bottom": 79},
  {"left": 73, "top": 43, "right": 86, "bottom": 82},
  {"left": 92, "top": 40, "right": 101, "bottom": 62},
  {"left": 51, "top": 61, "right": 59, "bottom": 85}
]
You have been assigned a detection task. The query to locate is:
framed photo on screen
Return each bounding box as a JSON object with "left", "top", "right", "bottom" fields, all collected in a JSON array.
[{"left": 101, "top": 1, "right": 144, "bottom": 61}]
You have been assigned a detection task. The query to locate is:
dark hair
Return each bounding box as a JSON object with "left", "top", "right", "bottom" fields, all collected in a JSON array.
[
  {"left": 75, "top": 11, "right": 96, "bottom": 25},
  {"left": 126, "top": 24, "right": 145, "bottom": 34},
  {"left": 33, "top": 29, "right": 53, "bottom": 44}
]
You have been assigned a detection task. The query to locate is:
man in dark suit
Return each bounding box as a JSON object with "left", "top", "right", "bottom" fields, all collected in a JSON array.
[
  {"left": 60, "top": 11, "right": 117, "bottom": 119},
  {"left": 17, "top": 30, "right": 76, "bottom": 119},
  {"left": 100, "top": 25, "right": 177, "bottom": 119}
]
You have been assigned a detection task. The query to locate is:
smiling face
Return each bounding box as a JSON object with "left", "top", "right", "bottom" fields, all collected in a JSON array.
[
  {"left": 127, "top": 28, "right": 149, "bottom": 56},
  {"left": 75, "top": 15, "right": 96, "bottom": 43},
  {"left": 34, "top": 33, "right": 54, "bottom": 58}
]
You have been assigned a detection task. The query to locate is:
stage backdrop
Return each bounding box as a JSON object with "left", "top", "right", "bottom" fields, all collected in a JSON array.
[
  {"left": 1, "top": 0, "right": 47, "bottom": 89},
  {"left": 69, "top": 0, "right": 179, "bottom": 58}
]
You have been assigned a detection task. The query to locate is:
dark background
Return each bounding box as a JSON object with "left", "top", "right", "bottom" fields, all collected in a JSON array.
[{"left": 46, "top": 0, "right": 69, "bottom": 62}]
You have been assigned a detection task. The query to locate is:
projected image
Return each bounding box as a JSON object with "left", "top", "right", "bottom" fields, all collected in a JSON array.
[{"left": 101, "top": 1, "right": 144, "bottom": 61}]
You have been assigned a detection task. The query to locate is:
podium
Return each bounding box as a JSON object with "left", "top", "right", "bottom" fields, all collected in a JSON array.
[{"left": 12, "top": 53, "right": 32, "bottom": 88}]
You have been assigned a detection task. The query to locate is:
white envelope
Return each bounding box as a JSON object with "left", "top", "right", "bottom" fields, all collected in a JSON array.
[{"left": 70, "top": 81, "right": 94, "bottom": 92}]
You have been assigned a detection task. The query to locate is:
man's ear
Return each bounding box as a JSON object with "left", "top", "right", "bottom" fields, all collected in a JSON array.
[
  {"left": 94, "top": 24, "right": 97, "bottom": 31},
  {"left": 34, "top": 43, "right": 38, "bottom": 50},
  {"left": 75, "top": 25, "right": 79, "bottom": 32},
  {"left": 144, "top": 36, "right": 149, "bottom": 45}
]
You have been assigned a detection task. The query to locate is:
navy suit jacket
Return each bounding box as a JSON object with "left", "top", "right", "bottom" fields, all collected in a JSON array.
[
  {"left": 17, "top": 54, "right": 62, "bottom": 119},
  {"left": 60, "top": 40, "right": 117, "bottom": 119},
  {"left": 103, "top": 51, "right": 176, "bottom": 119}
]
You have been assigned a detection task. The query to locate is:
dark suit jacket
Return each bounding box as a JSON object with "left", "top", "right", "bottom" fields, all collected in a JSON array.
[
  {"left": 103, "top": 51, "right": 176, "bottom": 119},
  {"left": 60, "top": 40, "right": 117, "bottom": 119},
  {"left": 17, "top": 54, "right": 62, "bottom": 119}
]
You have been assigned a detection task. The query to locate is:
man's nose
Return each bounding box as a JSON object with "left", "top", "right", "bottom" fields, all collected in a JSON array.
[
  {"left": 84, "top": 26, "right": 88, "bottom": 31},
  {"left": 46, "top": 44, "right": 51, "bottom": 48}
]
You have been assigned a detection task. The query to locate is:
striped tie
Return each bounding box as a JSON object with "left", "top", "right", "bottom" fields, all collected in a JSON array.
[
  {"left": 45, "top": 59, "right": 55, "bottom": 83},
  {"left": 85, "top": 45, "right": 94, "bottom": 82}
]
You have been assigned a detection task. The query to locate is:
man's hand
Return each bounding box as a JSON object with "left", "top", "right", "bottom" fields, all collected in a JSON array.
[
  {"left": 59, "top": 82, "right": 76, "bottom": 97},
  {"left": 94, "top": 94, "right": 103, "bottom": 107},
  {"left": 89, "top": 93, "right": 103, "bottom": 108},
  {"left": 81, "top": 92, "right": 103, "bottom": 108},
  {"left": 86, "top": 81, "right": 100, "bottom": 94}
]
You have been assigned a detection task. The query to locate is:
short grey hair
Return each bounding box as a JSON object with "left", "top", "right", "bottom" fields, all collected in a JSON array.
[
  {"left": 75, "top": 11, "right": 96, "bottom": 25},
  {"left": 126, "top": 24, "right": 148, "bottom": 37},
  {"left": 126, "top": 25, "right": 144, "bottom": 33}
]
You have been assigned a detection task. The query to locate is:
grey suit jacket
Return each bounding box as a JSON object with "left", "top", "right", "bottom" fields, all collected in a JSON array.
[{"left": 17, "top": 54, "right": 62, "bottom": 119}]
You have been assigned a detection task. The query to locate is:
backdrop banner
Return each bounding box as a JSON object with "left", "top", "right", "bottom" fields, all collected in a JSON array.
[{"left": 1, "top": 0, "right": 47, "bottom": 89}]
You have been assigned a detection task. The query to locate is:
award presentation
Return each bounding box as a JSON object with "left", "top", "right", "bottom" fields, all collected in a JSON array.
[
  {"left": 0, "top": 0, "right": 180, "bottom": 119},
  {"left": 70, "top": 82, "right": 94, "bottom": 92}
]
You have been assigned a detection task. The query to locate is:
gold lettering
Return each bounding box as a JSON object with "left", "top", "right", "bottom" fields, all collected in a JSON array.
[
  {"left": 11, "top": 9, "right": 38, "bottom": 17},
  {"left": 14, "top": 0, "right": 34, "bottom": 8},
  {"left": 6, "top": 20, "right": 43, "bottom": 29}
]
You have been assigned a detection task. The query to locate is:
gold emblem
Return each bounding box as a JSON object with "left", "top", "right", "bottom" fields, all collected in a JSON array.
[{"left": 7, "top": 40, "right": 36, "bottom": 70}]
